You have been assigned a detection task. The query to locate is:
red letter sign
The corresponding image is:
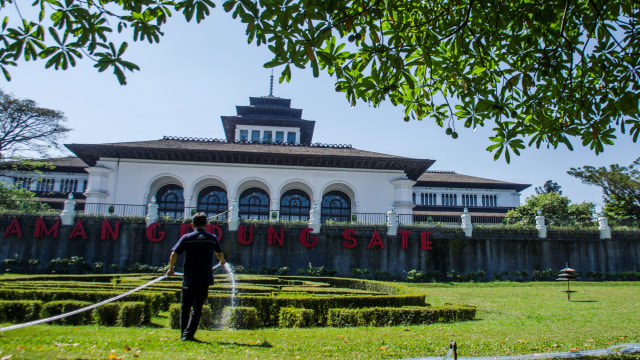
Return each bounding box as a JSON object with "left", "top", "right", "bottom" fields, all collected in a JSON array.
[
  {"left": 179, "top": 223, "right": 192, "bottom": 238},
  {"left": 299, "top": 228, "right": 318, "bottom": 248},
  {"left": 100, "top": 220, "right": 120, "bottom": 240},
  {"left": 3, "top": 217, "right": 23, "bottom": 238},
  {"left": 341, "top": 229, "right": 357, "bottom": 249},
  {"left": 267, "top": 226, "right": 284, "bottom": 246},
  {"left": 68, "top": 220, "right": 88, "bottom": 240},
  {"left": 35, "top": 218, "right": 59, "bottom": 238},
  {"left": 398, "top": 230, "right": 411, "bottom": 249},
  {"left": 367, "top": 229, "right": 385, "bottom": 249},
  {"left": 206, "top": 224, "right": 223, "bottom": 242},
  {"left": 420, "top": 231, "right": 433, "bottom": 250},
  {"left": 145, "top": 222, "right": 165, "bottom": 242},
  {"left": 238, "top": 225, "right": 253, "bottom": 245}
]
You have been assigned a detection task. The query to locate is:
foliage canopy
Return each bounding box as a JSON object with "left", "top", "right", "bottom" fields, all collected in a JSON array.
[
  {"left": 568, "top": 157, "right": 640, "bottom": 219},
  {"left": 0, "top": 0, "right": 638, "bottom": 161},
  {"left": 0, "top": 90, "right": 70, "bottom": 158},
  {"left": 505, "top": 191, "right": 595, "bottom": 224}
]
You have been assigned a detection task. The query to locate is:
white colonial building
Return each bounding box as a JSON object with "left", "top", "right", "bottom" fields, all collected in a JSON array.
[{"left": 1, "top": 95, "right": 529, "bottom": 223}]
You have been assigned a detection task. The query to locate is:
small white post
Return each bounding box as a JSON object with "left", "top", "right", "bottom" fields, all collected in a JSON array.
[
  {"left": 308, "top": 202, "right": 321, "bottom": 234},
  {"left": 228, "top": 200, "right": 239, "bottom": 232},
  {"left": 598, "top": 216, "right": 611, "bottom": 240},
  {"left": 387, "top": 206, "right": 398, "bottom": 236},
  {"left": 535, "top": 210, "right": 547, "bottom": 238},
  {"left": 461, "top": 207, "right": 473, "bottom": 237},
  {"left": 145, "top": 197, "right": 159, "bottom": 227},
  {"left": 59, "top": 193, "right": 76, "bottom": 226}
]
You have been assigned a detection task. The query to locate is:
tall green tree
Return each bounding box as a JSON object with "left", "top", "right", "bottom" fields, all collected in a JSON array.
[
  {"left": 568, "top": 158, "right": 640, "bottom": 219},
  {"left": 505, "top": 192, "right": 595, "bottom": 225},
  {"left": 535, "top": 180, "right": 563, "bottom": 195},
  {"left": 0, "top": 90, "right": 70, "bottom": 158},
  {"left": 1, "top": 1, "right": 638, "bottom": 161}
]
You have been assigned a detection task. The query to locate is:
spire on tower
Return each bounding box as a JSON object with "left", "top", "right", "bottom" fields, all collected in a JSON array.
[{"left": 268, "top": 69, "right": 274, "bottom": 97}]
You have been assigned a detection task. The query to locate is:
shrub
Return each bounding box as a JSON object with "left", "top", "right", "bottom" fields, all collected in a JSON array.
[
  {"left": 93, "top": 303, "right": 120, "bottom": 326},
  {"left": 327, "top": 305, "right": 476, "bottom": 327},
  {"left": 223, "top": 306, "right": 259, "bottom": 329},
  {"left": 41, "top": 300, "right": 93, "bottom": 325},
  {"left": 169, "top": 303, "right": 215, "bottom": 329},
  {"left": 279, "top": 307, "right": 314, "bottom": 328},
  {"left": 0, "top": 300, "right": 42, "bottom": 323},
  {"left": 118, "top": 302, "right": 145, "bottom": 327}
]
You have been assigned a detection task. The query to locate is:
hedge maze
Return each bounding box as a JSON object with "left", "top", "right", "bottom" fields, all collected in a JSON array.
[{"left": 0, "top": 274, "right": 475, "bottom": 329}]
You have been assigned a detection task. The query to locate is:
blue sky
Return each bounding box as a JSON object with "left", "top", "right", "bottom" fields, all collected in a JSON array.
[{"left": 2, "top": 9, "right": 638, "bottom": 211}]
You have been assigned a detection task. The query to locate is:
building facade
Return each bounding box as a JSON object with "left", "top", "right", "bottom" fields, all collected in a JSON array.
[{"left": 1, "top": 95, "right": 529, "bottom": 221}]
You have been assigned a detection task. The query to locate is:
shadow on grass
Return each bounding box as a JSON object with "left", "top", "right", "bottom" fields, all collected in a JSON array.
[{"left": 216, "top": 340, "right": 273, "bottom": 348}]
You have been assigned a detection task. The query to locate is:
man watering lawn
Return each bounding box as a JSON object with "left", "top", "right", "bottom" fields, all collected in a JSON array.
[{"left": 167, "top": 212, "right": 226, "bottom": 341}]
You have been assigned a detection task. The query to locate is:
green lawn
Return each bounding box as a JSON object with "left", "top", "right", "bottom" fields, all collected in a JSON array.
[{"left": 0, "top": 281, "right": 639, "bottom": 359}]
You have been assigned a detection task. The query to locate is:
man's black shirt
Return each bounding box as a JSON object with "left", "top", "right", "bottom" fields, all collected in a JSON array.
[{"left": 171, "top": 228, "right": 222, "bottom": 286}]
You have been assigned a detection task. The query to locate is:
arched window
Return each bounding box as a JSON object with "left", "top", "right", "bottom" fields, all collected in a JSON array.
[
  {"left": 280, "top": 189, "right": 310, "bottom": 221},
  {"left": 239, "top": 188, "right": 270, "bottom": 220},
  {"left": 197, "top": 186, "right": 228, "bottom": 219},
  {"left": 156, "top": 184, "right": 184, "bottom": 218},
  {"left": 321, "top": 190, "right": 351, "bottom": 222}
]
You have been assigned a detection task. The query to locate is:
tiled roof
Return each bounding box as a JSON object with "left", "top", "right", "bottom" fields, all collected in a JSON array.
[
  {"left": 65, "top": 138, "right": 435, "bottom": 180},
  {"left": 416, "top": 171, "right": 530, "bottom": 192},
  {"left": 0, "top": 156, "right": 88, "bottom": 173}
]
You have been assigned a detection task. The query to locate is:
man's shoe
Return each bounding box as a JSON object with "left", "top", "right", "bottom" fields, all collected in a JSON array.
[{"left": 181, "top": 336, "right": 200, "bottom": 342}]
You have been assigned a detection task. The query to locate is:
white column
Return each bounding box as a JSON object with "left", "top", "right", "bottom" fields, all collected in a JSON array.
[
  {"left": 386, "top": 206, "right": 398, "bottom": 236},
  {"left": 535, "top": 211, "right": 547, "bottom": 238},
  {"left": 146, "top": 197, "right": 159, "bottom": 227},
  {"left": 308, "top": 201, "right": 321, "bottom": 233},
  {"left": 270, "top": 199, "right": 279, "bottom": 222},
  {"left": 461, "top": 208, "right": 473, "bottom": 237},
  {"left": 598, "top": 216, "right": 611, "bottom": 240},
  {"left": 84, "top": 165, "right": 113, "bottom": 214},
  {"left": 391, "top": 179, "right": 416, "bottom": 224},
  {"left": 59, "top": 194, "right": 76, "bottom": 226},
  {"left": 228, "top": 199, "right": 239, "bottom": 231}
]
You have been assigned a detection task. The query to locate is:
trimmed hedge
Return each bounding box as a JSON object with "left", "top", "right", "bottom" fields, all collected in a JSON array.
[
  {"left": 41, "top": 300, "right": 93, "bottom": 325},
  {"left": 93, "top": 303, "right": 120, "bottom": 326},
  {"left": 279, "top": 307, "right": 314, "bottom": 328},
  {"left": 327, "top": 305, "right": 477, "bottom": 327},
  {"left": 118, "top": 302, "right": 146, "bottom": 327},
  {"left": 169, "top": 303, "right": 215, "bottom": 330},
  {"left": 207, "top": 293, "right": 426, "bottom": 327},
  {"left": 0, "top": 300, "right": 42, "bottom": 323},
  {"left": 222, "top": 306, "right": 259, "bottom": 329},
  {"left": 0, "top": 289, "right": 168, "bottom": 315}
]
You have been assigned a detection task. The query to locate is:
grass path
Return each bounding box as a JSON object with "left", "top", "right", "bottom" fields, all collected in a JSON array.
[{"left": 0, "top": 281, "right": 639, "bottom": 359}]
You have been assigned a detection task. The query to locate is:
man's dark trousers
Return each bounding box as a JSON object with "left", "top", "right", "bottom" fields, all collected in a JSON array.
[{"left": 180, "top": 285, "right": 209, "bottom": 339}]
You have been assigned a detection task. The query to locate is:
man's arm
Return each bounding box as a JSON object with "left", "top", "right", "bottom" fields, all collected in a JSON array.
[
  {"left": 167, "top": 251, "right": 178, "bottom": 275},
  {"left": 216, "top": 252, "right": 225, "bottom": 266}
]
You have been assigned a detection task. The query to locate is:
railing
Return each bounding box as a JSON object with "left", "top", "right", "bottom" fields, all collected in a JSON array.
[
  {"left": 398, "top": 214, "right": 461, "bottom": 227},
  {"left": 473, "top": 216, "right": 536, "bottom": 227},
  {"left": 349, "top": 213, "right": 387, "bottom": 225},
  {"left": 183, "top": 207, "right": 228, "bottom": 220},
  {"left": 2, "top": 198, "right": 639, "bottom": 229},
  {"left": 79, "top": 203, "right": 147, "bottom": 217}
]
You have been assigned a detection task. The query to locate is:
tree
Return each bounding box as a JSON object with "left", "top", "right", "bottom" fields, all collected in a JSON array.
[
  {"left": 505, "top": 192, "right": 595, "bottom": 225},
  {"left": 568, "top": 158, "right": 640, "bottom": 219},
  {"left": 0, "top": 90, "right": 70, "bottom": 158},
  {"left": 1, "top": 1, "right": 638, "bottom": 161},
  {"left": 535, "top": 180, "right": 563, "bottom": 195}
]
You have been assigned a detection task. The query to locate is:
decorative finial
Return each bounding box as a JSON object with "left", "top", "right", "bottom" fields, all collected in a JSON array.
[{"left": 269, "top": 69, "right": 274, "bottom": 97}]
